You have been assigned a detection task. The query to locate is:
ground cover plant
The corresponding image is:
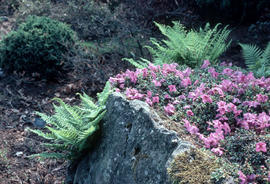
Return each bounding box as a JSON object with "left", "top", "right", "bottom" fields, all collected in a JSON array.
[{"left": 109, "top": 61, "right": 270, "bottom": 183}]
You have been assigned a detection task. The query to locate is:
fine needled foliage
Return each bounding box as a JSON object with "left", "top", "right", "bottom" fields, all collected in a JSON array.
[
  {"left": 146, "top": 22, "right": 231, "bottom": 68},
  {"left": 239, "top": 42, "right": 270, "bottom": 78},
  {"left": 27, "top": 82, "right": 111, "bottom": 160},
  {"left": 0, "top": 15, "right": 76, "bottom": 78}
]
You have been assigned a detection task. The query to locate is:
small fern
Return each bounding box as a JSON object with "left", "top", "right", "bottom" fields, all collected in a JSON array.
[
  {"left": 239, "top": 42, "right": 270, "bottom": 78},
  {"left": 27, "top": 81, "right": 111, "bottom": 160},
  {"left": 145, "top": 21, "right": 231, "bottom": 68}
]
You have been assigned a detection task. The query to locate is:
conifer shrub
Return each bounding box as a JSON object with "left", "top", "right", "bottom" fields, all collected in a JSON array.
[{"left": 0, "top": 15, "right": 76, "bottom": 78}]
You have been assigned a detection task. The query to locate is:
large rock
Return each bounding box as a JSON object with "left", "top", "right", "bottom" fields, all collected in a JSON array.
[{"left": 68, "top": 93, "right": 193, "bottom": 184}]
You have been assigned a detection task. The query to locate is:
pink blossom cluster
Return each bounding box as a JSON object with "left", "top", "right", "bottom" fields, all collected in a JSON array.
[{"left": 109, "top": 60, "right": 270, "bottom": 183}]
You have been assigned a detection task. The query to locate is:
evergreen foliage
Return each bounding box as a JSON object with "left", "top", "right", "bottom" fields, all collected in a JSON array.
[
  {"left": 27, "top": 82, "right": 111, "bottom": 160},
  {"left": 239, "top": 42, "right": 270, "bottom": 78},
  {"left": 145, "top": 22, "right": 231, "bottom": 68},
  {"left": 0, "top": 15, "right": 76, "bottom": 78}
]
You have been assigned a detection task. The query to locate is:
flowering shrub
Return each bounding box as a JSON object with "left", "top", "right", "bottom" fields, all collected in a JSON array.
[{"left": 109, "top": 60, "right": 270, "bottom": 183}]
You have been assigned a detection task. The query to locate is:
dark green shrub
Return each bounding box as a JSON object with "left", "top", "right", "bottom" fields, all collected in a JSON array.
[{"left": 0, "top": 15, "right": 76, "bottom": 78}]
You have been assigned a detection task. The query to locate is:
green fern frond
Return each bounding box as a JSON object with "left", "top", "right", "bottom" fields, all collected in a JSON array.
[
  {"left": 240, "top": 42, "right": 270, "bottom": 78},
  {"left": 239, "top": 43, "right": 263, "bottom": 69},
  {"left": 97, "top": 81, "right": 111, "bottom": 106},
  {"left": 146, "top": 21, "right": 231, "bottom": 68},
  {"left": 28, "top": 152, "right": 68, "bottom": 160},
  {"left": 28, "top": 82, "right": 111, "bottom": 161},
  {"left": 122, "top": 58, "right": 149, "bottom": 69}
]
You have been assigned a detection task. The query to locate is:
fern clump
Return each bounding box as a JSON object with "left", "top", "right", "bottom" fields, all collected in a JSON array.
[
  {"left": 0, "top": 15, "right": 76, "bottom": 78},
  {"left": 146, "top": 21, "right": 231, "bottom": 68},
  {"left": 27, "top": 82, "right": 111, "bottom": 160},
  {"left": 239, "top": 42, "right": 270, "bottom": 78}
]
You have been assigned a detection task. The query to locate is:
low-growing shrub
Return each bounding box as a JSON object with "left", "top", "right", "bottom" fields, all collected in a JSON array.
[
  {"left": 239, "top": 42, "right": 270, "bottom": 78},
  {"left": 0, "top": 15, "right": 76, "bottom": 78},
  {"left": 27, "top": 81, "right": 111, "bottom": 160},
  {"left": 109, "top": 61, "right": 270, "bottom": 183}
]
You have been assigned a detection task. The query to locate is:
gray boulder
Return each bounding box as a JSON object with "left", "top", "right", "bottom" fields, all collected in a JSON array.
[{"left": 68, "top": 93, "right": 192, "bottom": 184}]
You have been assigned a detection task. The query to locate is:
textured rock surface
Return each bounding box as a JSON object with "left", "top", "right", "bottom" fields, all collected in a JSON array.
[{"left": 69, "top": 93, "right": 192, "bottom": 184}]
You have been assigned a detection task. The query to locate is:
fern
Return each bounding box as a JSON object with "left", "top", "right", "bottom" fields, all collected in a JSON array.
[
  {"left": 27, "top": 81, "right": 111, "bottom": 160},
  {"left": 145, "top": 21, "right": 231, "bottom": 68},
  {"left": 239, "top": 42, "right": 270, "bottom": 78}
]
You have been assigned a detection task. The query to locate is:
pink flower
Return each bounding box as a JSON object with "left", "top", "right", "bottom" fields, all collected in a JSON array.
[
  {"left": 256, "top": 142, "right": 267, "bottom": 152},
  {"left": 211, "top": 147, "right": 223, "bottom": 156},
  {"left": 168, "top": 85, "right": 177, "bottom": 92},
  {"left": 142, "top": 68, "right": 148, "bottom": 78},
  {"left": 201, "top": 60, "right": 210, "bottom": 69},
  {"left": 201, "top": 94, "right": 213, "bottom": 103},
  {"left": 183, "top": 119, "right": 199, "bottom": 135},
  {"left": 152, "top": 96, "right": 159, "bottom": 103},
  {"left": 211, "top": 87, "right": 224, "bottom": 97},
  {"left": 148, "top": 63, "right": 160, "bottom": 72},
  {"left": 147, "top": 90, "right": 152, "bottom": 98},
  {"left": 208, "top": 67, "right": 219, "bottom": 78},
  {"left": 152, "top": 79, "right": 161, "bottom": 87},
  {"left": 256, "top": 94, "right": 268, "bottom": 103},
  {"left": 183, "top": 68, "right": 192, "bottom": 77},
  {"left": 186, "top": 110, "right": 194, "bottom": 116},
  {"left": 238, "top": 171, "right": 247, "bottom": 184},
  {"left": 222, "top": 68, "right": 233, "bottom": 76},
  {"left": 164, "top": 104, "right": 175, "bottom": 116},
  {"left": 164, "top": 94, "right": 171, "bottom": 99},
  {"left": 181, "top": 77, "right": 192, "bottom": 87},
  {"left": 145, "top": 97, "right": 153, "bottom": 106}
]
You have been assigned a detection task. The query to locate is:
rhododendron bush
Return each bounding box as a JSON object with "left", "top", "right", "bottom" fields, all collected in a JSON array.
[{"left": 109, "top": 61, "right": 270, "bottom": 183}]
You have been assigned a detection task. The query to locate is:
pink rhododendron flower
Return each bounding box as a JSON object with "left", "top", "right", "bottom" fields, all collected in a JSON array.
[
  {"left": 164, "top": 94, "right": 171, "bottom": 99},
  {"left": 183, "top": 68, "right": 192, "bottom": 77},
  {"left": 148, "top": 63, "right": 160, "bottom": 72},
  {"left": 211, "top": 147, "right": 223, "bottom": 156},
  {"left": 147, "top": 90, "right": 152, "bottom": 98},
  {"left": 186, "top": 110, "right": 194, "bottom": 116},
  {"left": 183, "top": 105, "right": 191, "bottom": 109},
  {"left": 256, "top": 142, "right": 267, "bottom": 152},
  {"left": 256, "top": 94, "right": 268, "bottom": 103},
  {"left": 142, "top": 68, "right": 148, "bottom": 78},
  {"left": 201, "top": 60, "right": 210, "bottom": 69},
  {"left": 208, "top": 67, "right": 219, "bottom": 78},
  {"left": 145, "top": 97, "right": 153, "bottom": 106},
  {"left": 201, "top": 94, "right": 213, "bottom": 103},
  {"left": 210, "top": 87, "right": 224, "bottom": 97},
  {"left": 193, "top": 80, "right": 199, "bottom": 85},
  {"left": 164, "top": 104, "right": 175, "bottom": 116},
  {"left": 125, "top": 88, "right": 143, "bottom": 100},
  {"left": 152, "top": 96, "right": 159, "bottom": 103},
  {"left": 152, "top": 79, "right": 161, "bottom": 87},
  {"left": 238, "top": 171, "right": 247, "bottom": 184},
  {"left": 222, "top": 68, "right": 233, "bottom": 76},
  {"left": 168, "top": 85, "right": 177, "bottom": 92},
  {"left": 178, "top": 95, "right": 186, "bottom": 100},
  {"left": 181, "top": 77, "right": 192, "bottom": 87},
  {"left": 183, "top": 119, "right": 199, "bottom": 135}
]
